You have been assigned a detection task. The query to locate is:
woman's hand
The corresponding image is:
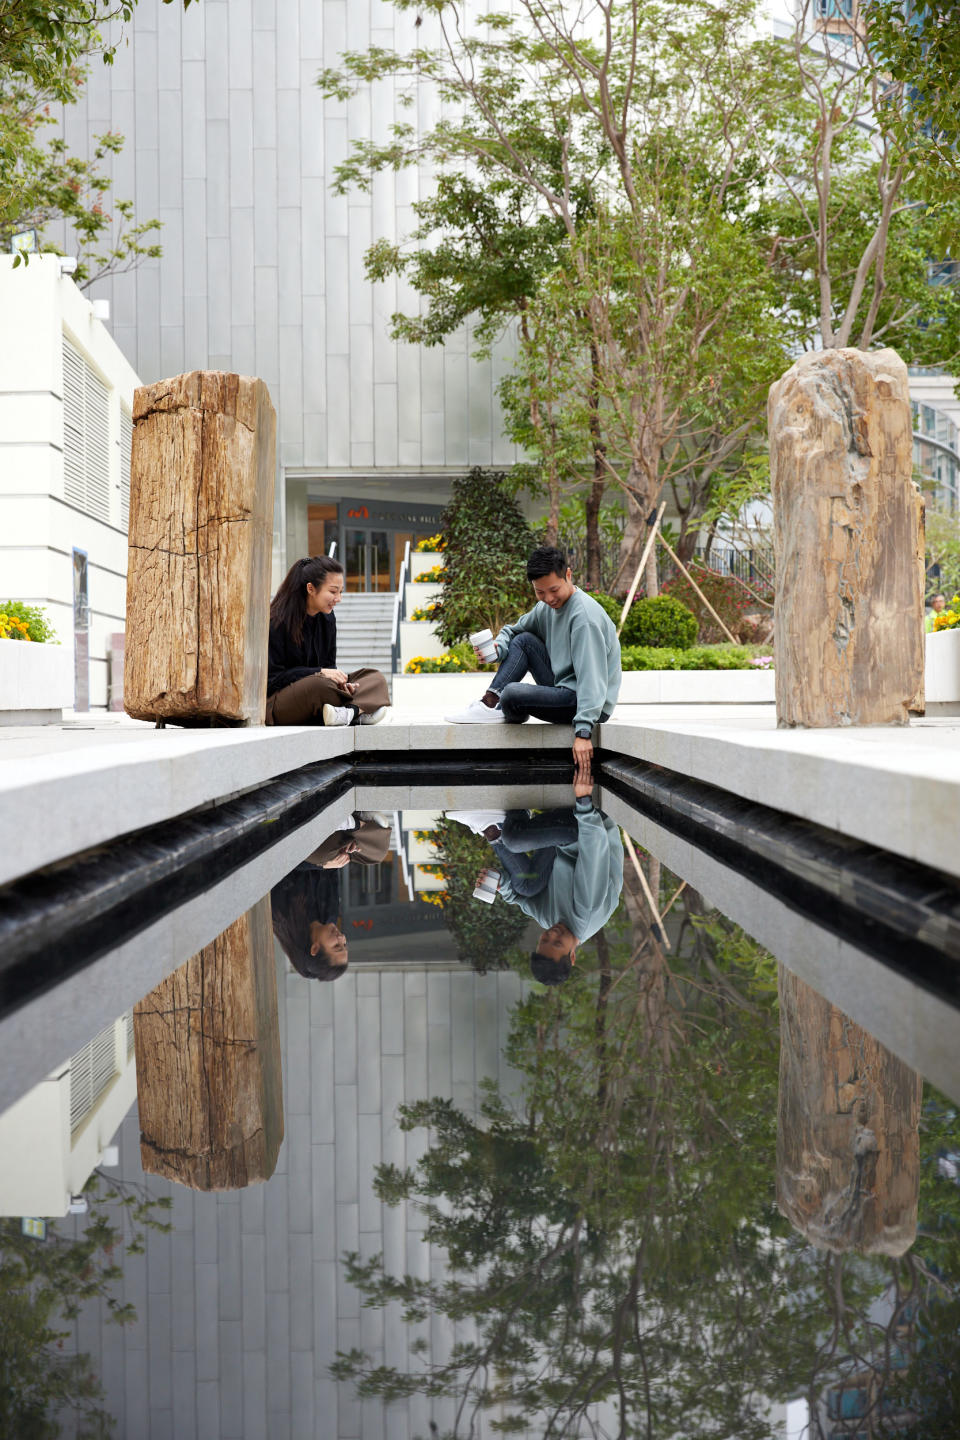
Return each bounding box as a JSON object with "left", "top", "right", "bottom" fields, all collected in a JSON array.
[{"left": 320, "top": 668, "right": 349, "bottom": 686}]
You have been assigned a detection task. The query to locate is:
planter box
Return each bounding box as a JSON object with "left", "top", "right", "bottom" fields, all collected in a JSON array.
[
  {"left": 925, "top": 628, "right": 960, "bottom": 711},
  {"left": 410, "top": 552, "right": 445, "bottom": 581},
  {"left": 391, "top": 667, "right": 775, "bottom": 714},
  {"left": 399, "top": 620, "right": 447, "bottom": 669},
  {"left": 404, "top": 580, "right": 444, "bottom": 617},
  {"left": 0, "top": 639, "right": 72, "bottom": 725}
]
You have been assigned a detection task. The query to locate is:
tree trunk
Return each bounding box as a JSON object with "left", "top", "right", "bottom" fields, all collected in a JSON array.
[
  {"left": 776, "top": 967, "right": 922, "bottom": 1256},
  {"left": 133, "top": 898, "right": 283, "bottom": 1190},
  {"left": 768, "top": 348, "right": 924, "bottom": 727},
  {"left": 610, "top": 467, "right": 652, "bottom": 598},
  {"left": 124, "top": 370, "right": 277, "bottom": 724},
  {"left": 585, "top": 341, "right": 606, "bottom": 590}
]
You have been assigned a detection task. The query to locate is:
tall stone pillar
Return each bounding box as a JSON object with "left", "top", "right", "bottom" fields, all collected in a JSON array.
[
  {"left": 768, "top": 348, "right": 924, "bottom": 726},
  {"left": 133, "top": 898, "right": 283, "bottom": 1190},
  {"left": 124, "top": 371, "right": 276, "bottom": 724}
]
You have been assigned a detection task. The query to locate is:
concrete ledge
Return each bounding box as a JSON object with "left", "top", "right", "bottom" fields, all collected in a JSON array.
[
  {"left": 602, "top": 710, "right": 960, "bottom": 882},
  {"left": 391, "top": 669, "right": 775, "bottom": 713},
  {"left": 604, "top": 790, "right": 960, "bottom": 1104}
]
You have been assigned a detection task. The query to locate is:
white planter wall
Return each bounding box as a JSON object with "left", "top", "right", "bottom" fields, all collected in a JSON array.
[
  {"left": 0, "top": 639, "right": 72, "bottom": 724},
  {"left": 925, "top": 629, "right": 960, "bottom": 709},
  {"left": 391, "top": 668, "right": 776, "bottom": 714},
  {"left": 409, "top": 552, "right": 445, "bottom": 581}
]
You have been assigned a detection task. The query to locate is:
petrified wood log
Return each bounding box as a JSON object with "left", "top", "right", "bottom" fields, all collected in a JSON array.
[
  {"left": 124, "top": 371, "right": 276, "bottom": 723},
  {"left": 777, "top": 967, "right": 923, "bottom": 1256},
  {"left": 133, "top": 898, "right": 283, "bottom": 1190},
  {"left": 768, "top": 348, "right": 924, "bottom": 727}
]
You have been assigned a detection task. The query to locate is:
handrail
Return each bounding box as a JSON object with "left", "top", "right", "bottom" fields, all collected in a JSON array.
[
  {"left": 327, "top": 540, "right": 337, "bottom": 558},
  {"left": 390, "top": 540, "right": 411, "bottom": 676}
]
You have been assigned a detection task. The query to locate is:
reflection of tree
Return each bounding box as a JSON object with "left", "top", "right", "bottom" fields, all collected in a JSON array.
[
  {"left": 335, "top": 854, "right": 960, "bottom": 1435},
  {"left": 0, "top": 1172, "right": 172, "bottom": 1438},
  {"left": 430, "top": 816, "right": 528, "bottom": 973},
  {"left": 334, "top": 864, "right": 815, "bottom": 1436}
]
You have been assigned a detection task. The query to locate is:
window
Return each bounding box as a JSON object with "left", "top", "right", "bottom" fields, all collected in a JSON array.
[
  {"left": 62, "top": 336, "right": 111, "bottom": 524},
  {"left": 816, "top": 0, "right": 853, "bottom": 16}
]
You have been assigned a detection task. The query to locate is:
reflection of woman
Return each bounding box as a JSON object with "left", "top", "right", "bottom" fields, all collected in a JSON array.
[
  {"left": 270, "top": 862, "right": 349, "bottom": 981},
  {"left": 265, "top": 555, "right": 390, "bottom": 727}
]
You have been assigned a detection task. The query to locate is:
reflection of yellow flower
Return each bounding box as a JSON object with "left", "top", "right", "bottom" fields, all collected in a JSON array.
[{"left": 419, "top": 890, "right": 445, "bottom": 907}]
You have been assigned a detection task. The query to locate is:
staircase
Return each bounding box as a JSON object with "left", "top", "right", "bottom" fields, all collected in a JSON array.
[{"left": 335, "top": 593, "right": 397, "bottom": 681}]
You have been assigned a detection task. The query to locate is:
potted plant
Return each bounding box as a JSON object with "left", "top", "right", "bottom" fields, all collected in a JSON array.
[{"left": 0, "top": 602, "right": 72, "bottom": 724}]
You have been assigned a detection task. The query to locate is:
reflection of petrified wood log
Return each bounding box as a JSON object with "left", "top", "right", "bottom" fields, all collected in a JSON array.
[
  {"left": 133, "top": 898, "right": 283, "bottom": 1189},
  {"left": 768, "top": 347, "right": 924, "bottom": 727},
  {"left": 124, "top": 371, "right": 276, "bottom": 724},
  {"left": 777, "top": 967, "right": 923, "bottom": 1255}
]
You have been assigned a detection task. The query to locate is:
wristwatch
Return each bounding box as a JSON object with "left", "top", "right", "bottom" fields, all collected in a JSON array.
[{"left": 575, "top": 727, "right": 592, "bottom": 740}]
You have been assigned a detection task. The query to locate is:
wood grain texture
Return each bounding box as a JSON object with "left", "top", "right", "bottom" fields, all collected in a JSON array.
[
  {"left": 133, "top": 898, "right": 284, "bottom": 1190},
  {"left": 776, "top": 967, "right": 922, "bottom": 1256},
  {"left": 124, "top": 371, "right": 276, "bottom": 723},
  {"left": 769, "top": 348, "right": 924, "bottom": 727}
]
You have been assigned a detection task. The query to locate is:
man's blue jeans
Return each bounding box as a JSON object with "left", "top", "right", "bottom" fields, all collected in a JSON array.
[
  {"left": 488, "top": 632, "right": 577, "bottom": 725},
  {"left": 491, "top": 808, "right": 579, "bottom": 896}
]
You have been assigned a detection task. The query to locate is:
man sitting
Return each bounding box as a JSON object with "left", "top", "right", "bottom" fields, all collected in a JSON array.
[{"left": 444, "top": 545, "right": 622, "bottom": 774}]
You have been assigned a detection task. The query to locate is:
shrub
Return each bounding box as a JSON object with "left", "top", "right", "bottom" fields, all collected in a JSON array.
[
  {"left": 430, "top": 815, "right": 528, "bottom": 972},
  {"left": 434, "top": 468, "right": 538, "bottom": 647},
  {"left": 661, "top": 564, "right": 770, "bottom": 644},
  {"left": 0, "top": 601, "right": 57, "bottom": 643},
  {"left": 621, "top": 594, "right": 698, "bottom": 649},
  {"left": 583, "top": 591, "right": 623, "bottom": 628},
  {"left": 620, "top": 644, "right": 768, "bottom": 671}
]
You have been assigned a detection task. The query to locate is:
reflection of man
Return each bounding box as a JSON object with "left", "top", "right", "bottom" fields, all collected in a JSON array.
[
  {"left": 450, "top": 781, "right": 623, "bottom": 985},
  {"left": 926, "top": 593, "right": 946, "bottom": 632}
]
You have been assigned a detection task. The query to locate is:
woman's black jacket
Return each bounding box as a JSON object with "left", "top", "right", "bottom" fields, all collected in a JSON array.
[{"left": 267, "top": 611, "right": 337, "bottom": 696}]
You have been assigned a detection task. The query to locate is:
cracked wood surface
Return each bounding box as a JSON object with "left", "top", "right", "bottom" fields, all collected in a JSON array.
[
  {"left": 768, "top": 347, "right": 924, "bottom": 727},
  {"left": 124, "top": 371, "right": 276, "bottom": 723},
  {"left": 776, "top": 967, "right": 923, "bottom": 1256},
  {"left": 133, "top": 898, "right": 283, "bottom": 1190}
]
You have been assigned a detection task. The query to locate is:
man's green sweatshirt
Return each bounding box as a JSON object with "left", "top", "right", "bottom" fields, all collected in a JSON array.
[
  {"left": 496, "top": 588, "right": 622, "bottom": 731},
  {"left": 498, "top": 803, "right": 624, "bottom": 941}
]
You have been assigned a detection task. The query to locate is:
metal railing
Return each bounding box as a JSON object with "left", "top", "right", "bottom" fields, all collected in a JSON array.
[
  {"left": 391, "top": 540, "right": 411, "bottom": 676},
  {"left": 328, "top": 540, "right": 337, "bottom": 558}
]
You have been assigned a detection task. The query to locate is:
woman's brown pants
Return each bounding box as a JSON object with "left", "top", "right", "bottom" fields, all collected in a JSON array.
[{"left": 265, "top": 668, "right": 390, "bottom": 725}]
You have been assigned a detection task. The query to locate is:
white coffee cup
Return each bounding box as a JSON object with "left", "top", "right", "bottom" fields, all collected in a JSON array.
[
  {"left": 470, "top": 628, "right": 499, "bottom": 664},
  {"left": 472, "top": 867, "right": 501, "bottom": 904}
]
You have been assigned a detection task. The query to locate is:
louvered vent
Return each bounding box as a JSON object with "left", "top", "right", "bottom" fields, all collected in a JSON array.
[
  {"left": 125, "top": 1009, "right": 135, "bottom": 1059},
  {"left": 69, "top": 1020, "right": 119, "bottom": 1137},
  {"left": 119, "top": 406, "right": 133, "bottom": 530},
  {"left": 61, "top": 336, "right": 112, "bottom": 524},
  {"left": 62, "top": 339, "right": 86, "bottom": 509}
]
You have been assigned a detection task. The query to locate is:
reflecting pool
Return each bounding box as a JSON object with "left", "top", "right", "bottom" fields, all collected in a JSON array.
[{"left": 1, "top": 783, "right": 958, "bottom": 1440}]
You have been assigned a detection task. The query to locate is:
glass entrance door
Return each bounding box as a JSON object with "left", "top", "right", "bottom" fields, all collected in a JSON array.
[{"left": 344, "top": 529, "right": 392, "bottom": 592}]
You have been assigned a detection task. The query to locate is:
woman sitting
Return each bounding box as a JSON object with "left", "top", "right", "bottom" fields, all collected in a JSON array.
[{"left": 266, "top": 555, "right": 391, "bottom": 726}]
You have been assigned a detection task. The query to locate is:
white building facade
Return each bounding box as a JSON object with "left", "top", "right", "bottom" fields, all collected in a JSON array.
[{"left": 0, "top": 255, "right": 138, "bottom": 709}]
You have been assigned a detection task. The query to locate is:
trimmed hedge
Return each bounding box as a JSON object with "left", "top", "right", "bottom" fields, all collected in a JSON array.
[
  {"left": 621, "top": 644, "right": 770, "bottom": 671},
  {"left": 585, "top": 590, "right": 698, "bottom": 648}
]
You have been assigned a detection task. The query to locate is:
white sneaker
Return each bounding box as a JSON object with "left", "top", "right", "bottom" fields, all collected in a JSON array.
[
  {"left": 359, "top": 705, "right": 390, "bottom": 726},
  {"left": 322, "top": 703, "right": 354, "bottom": 727},
  {"left": 446, "top": 810, "right": 507, "bottom": 836},
  {"left": 443, "top": 698, "right": 506, "bottom": 724}
]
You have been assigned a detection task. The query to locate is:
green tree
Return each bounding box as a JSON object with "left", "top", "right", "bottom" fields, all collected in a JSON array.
[
  {"left": 433, "top": 466, "right": 537, "bottom": 646},
  {"left": 0, "top": 1170, "right": 173, "bottom": 1438},
  {"left": 428, "top": 814, "right": 528, "bottom": 973},
  {"left": 0, "top": 2, "right": 197, "bottom": 95}
]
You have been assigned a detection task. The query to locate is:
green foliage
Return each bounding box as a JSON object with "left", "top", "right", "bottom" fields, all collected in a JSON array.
[
  {"left": 429, "top": 815, "right": 528, "bottom": 973},
  {"left": 0, "top": 599, "right": 57, "bottom": 643},
  {"left": 0, "top": 2, "right": 198, "bottom": 97},
  {"left": 662, "top": 562, "right": 771, "bottom": 644},
  {"left": 433, "top": 468, "right": 538, "bottom": 648},
  {"left": 0, "top": 1170, "right": 173, "bottom": 1437},
  {"left": 621, "top": 593, "right": 698, "bottom": 649},
  {"left": 925, "top": 511, "right": 960, "bottom": 601},
  {"left": 620, "top": 643, "right": 765, "bottom": 672}
]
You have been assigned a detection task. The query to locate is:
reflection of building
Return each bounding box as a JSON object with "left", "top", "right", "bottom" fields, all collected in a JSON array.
[
  {"left": 0, "top": 256, "right": 138, "bottom": 709},
  {"left": 909, "top": 370, "right": 960, "bottom": 517},
  {"left": 0, "top": 1012, "right": 136, "bottom": 1216}
]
